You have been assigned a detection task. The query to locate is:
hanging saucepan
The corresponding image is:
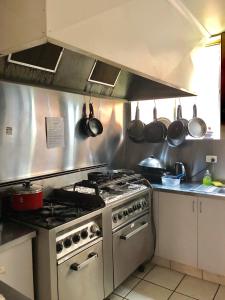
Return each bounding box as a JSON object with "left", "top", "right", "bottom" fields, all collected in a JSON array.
[
  {"left": 157, "top": 117, "right": 171, "bottom": 129},
  {"left": 87, "top": 103, "right": 103, "bottom": 137},
  {"left": 188, "top": 104, "right": 207, "bottom": 138},
  {"left": 167, "top": 105, "right": 188, "bottom": 147},
  {"left": 127, "top": 102, "right": 145, "bottom": 143},
  {"left": 144, "top": 106, "right": 167, "bottom": 143},
  {"left": 79, "top": 103, "right": 90, "bottom": 137}
]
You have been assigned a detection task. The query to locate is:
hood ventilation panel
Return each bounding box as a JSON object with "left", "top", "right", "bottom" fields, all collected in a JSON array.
[
  {"left": 8, "top": 43, "right": 63, "bottom": 73},
  {"left": 88, "top": 60, "right": 121, "bottom": 87},
  {"left": 0, "top": 43, "right": 194, "bottom": 100}
]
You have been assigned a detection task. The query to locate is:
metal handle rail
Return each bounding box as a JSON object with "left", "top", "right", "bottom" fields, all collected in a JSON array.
[
  {"left": 120, "top": 222, "right": 148, "bottom": 240},
  {"left": 70, "top": 252, "right": 98, "bottom": 271}
]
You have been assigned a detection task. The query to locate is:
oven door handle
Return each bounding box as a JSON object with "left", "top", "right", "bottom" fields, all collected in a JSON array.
[
  {"left": 120, "top": 222, "right": 148, "bottom": 240},
  {"left": 70, "top": 252, "right": 98, "bottom": 271}
]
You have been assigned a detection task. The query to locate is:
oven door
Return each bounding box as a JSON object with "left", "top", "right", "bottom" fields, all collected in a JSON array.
[
  {"left": 113, "top": 213, "right": 152, "bottom": 288},
  {"left": 58, "top": 240, "right": 104, "bottom": 300}
]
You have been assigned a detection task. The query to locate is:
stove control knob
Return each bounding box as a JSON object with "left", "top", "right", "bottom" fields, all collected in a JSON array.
[
  {"left": 90, "top": 224, "right": 101, "bottom": 236},
  {"left": 72, "top": 233, "right": 80, "bottom": 244},
  {"left": 128, "top": 208, "right": 133, "bottom": 213},
  {"left": 118, "top": 213, "right": 123, "bottom": 220},
  {"left": 81, "top": 229, "right": 89, "bottom": 239},
  {"left": 56, "top": 242, "right": 63, "bottom": 253},
  {"left": 133, "top": 204, "right": 137, "bottom": 211},
  {"left": 142, "top": 200, "right": 147, "bottom": 207},
  {"left": 123, "top": 210, "right": 128, "bottom": 216},
  {"left": 113, "top": 214, "right": 118, "bottom": 223},
  {"left": 137, "top": 203, "right": 142, "bottom": 209},
  {"left": 64, "top": 238, "right": 72, "bottom": 248}
]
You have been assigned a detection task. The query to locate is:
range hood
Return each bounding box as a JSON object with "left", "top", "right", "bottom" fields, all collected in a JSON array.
[{"left": 0, "top": 43, "right": 193, "bottom": 100}]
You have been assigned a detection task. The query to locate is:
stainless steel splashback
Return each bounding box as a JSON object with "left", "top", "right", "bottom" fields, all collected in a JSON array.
[{"left": 0, "top": 81, "right": 126, "bottom": 183}]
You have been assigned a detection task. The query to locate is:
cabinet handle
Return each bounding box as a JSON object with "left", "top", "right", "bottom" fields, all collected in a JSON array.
[
  {"left": 200, "top": 201, "right": 202, "bottom": 213},
  {"left": 192, "top": 200, "right": 195, "bottom": 212}
]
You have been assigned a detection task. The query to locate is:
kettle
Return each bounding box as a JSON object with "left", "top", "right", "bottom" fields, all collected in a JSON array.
[{"left": 174, "top": 162, "right": 186, "bottom": 179}]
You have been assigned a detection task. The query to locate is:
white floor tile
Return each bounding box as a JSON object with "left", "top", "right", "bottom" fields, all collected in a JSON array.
[
  {"left": 114, "top": 275, "right": 141, "bottom": 298},
  {"left": 176, "top": 276, "right": 218, "bottom": 300},
  {"left": 133, "top": 262, "right": 155, "bottom": 279},
  {"left": 169, "top": 292, "right": 196, "bottom": 300},
  {"left": 144, "top": 266, "right": 184, "bottom": 290},
  {"left": 214, "top": 285, "right": 225, "bottom": 300},
  {"left": 126, "top": 280, "right": 173, "bottom": 300}
]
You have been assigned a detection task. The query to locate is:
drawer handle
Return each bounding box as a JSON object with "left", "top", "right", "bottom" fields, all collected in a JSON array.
[
  {"left": 120, "top": 222, "right": 148, "bottom": 240},
  {"left": 70, "top": 252, "right": 98, "bottom": 271}
]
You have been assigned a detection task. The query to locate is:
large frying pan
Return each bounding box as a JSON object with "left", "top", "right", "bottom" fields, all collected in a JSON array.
[
  {"left": 188, "top": 104, "right": 207, "bottom": 138},
  {"left": 167, "top": 105, "right": 188, "bottom": 147},
  {"left": 87, "top": 103, "right": 103, "bottom": 137},
  {"left": 79, "top": 103, "right": 103, "bottom": 137},
  {"left": 144, "top": 106, "right": 167, "bottom": 143},
  {"left": 127, "top": 102, "right": 145, "bottom": 143}
]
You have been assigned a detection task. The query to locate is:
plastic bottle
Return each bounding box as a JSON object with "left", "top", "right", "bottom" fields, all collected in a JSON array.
[{"left": 202, "top": 170, "right": 212, "bottom": 186}]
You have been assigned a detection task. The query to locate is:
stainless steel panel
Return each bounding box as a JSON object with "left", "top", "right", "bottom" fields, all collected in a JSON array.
[
  {"left": 57, "top": 240, "right": 104, "bottom": 300},
  {"left": 0, "top": 80, "right": 125, "bottom": 183},
  {"left": 113, "top": 213, "right": 153, "bottom": 288}
]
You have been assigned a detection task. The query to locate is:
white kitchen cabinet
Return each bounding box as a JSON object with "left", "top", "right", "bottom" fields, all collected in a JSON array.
[
  {"left": 198, "top": 196, "right": 225, "bottom": 276},
  {"left": 158, "top": 192, "right": 197, "bottom": 267},
  {"left": 0, "top": 239, "right": 34, "bottom": 299}
]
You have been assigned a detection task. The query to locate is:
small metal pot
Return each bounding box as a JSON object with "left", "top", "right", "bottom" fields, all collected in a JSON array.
[{"left": 12, "top": 181, "right": 43, "bottom": 211}]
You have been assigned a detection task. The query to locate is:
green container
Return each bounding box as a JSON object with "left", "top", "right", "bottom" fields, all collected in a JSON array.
[{"left": 202, "top": 170, "right": 212, "bottom": 186}]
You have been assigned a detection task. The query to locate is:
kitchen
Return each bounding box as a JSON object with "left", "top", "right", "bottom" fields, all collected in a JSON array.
[{"left": 0, "top": 1, "right": 225, "bottom": 300}]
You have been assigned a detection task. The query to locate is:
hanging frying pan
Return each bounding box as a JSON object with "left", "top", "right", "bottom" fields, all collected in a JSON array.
[
  {"left": 87, "top": 103, "right": 103, "bottom": 137},
  {"left": 167, "top": 105, "right": 187, "bottom": 147},
  {"left": 144, "top": 106, "right": 167, "bottom": 143},
  {"left": 157, "top": 117, "right": 171, "bottom": 129},
  {"left": 188, "top": 104, "right": 207, "bottom": 138},
  {"left": 127, "top": 102, "right": 145, "bottom": 143},
  {"left": 79, "top": 103, "right": 90, "bottom": 137}
]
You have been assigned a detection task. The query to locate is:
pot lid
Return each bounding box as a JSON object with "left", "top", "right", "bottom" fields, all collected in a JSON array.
[
  {"left": 138, "top": 156, "right": 165, "bottom": 169},
  {"left": 13, "top": 181, "right": 42, "bottom": 195}
]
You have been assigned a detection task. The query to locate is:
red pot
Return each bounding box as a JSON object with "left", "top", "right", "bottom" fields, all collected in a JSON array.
[{"left": 12, "top": 181, "right": 43, "bottom": 211}]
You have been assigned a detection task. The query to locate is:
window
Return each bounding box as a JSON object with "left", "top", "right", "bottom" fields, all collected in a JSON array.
[{"left": 131, "top": 43, "right": 221, "bottom": 139}]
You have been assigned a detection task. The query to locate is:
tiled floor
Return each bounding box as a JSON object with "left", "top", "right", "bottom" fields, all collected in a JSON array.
[{"left": 107, "top": 263, "right": 225, "bottom": 300}]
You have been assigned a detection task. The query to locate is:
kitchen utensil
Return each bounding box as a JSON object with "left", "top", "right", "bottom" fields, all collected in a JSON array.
[
  {"left": 12, "top": 181, "right": 43, "bottom": 211},
  {"left": 167, "top": 105, "right": 187, "bottom": 147},
  {"left": 138, "top": 156, "right": 167, "bottom": 183},
  {"left": 87, "top": 103, "right": 103, "bottom": 137},
  {"left": 79, "top": 103, "right": 90, "bottom": 137},
  {"left": 174, "top": 161, "right": 186, "bottom": 179},
  {"left": 127, "top": 102, "right": 145, "bottom": 143},
  {"left": 188, "top": 104, "right": 207, "bottom": 138},
  {"left": 144, "top": 106, "right": 167, "bottom": 143},
  {"left": 161, "top": 175, "right": 180, "bottom": 186},
  {"left": 157, "top": 117, "right": 171, "bottom": 129}
]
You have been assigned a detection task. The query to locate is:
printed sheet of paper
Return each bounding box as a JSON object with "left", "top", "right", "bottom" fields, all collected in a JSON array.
[{"left": 46, "top": 117, "right": 65, "bottom": 148}]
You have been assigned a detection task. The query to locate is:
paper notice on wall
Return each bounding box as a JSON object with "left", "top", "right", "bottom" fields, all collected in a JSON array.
[{"left": 45, "top": 117, "right": 65, "bottom": 148}]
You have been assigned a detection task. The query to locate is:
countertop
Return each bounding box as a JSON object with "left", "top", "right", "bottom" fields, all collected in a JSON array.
[
  {"left": 152, "top": 182, "right": 225, "bottom": 199},
  {"left": 0, "top": 222, "right": 36, "bottom": 253},
  {"left": 0, "top": 280, "right": 31, "bottom": 300}
]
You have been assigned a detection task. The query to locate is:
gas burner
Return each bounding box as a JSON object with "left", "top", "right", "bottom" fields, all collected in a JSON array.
[{"left": 10, "top": 200, "right": 99, "bottom": 229}]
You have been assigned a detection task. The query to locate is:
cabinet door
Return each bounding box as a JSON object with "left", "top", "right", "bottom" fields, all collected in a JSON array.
[
  {"left": 198, "top": 197, "right": 225, "bottom": 275},
  {"left": 0, "top": 239, "right": 34, "bottom": 299},
  {"left": 158, "top": 192, "right": 197, "bottom": 267}
]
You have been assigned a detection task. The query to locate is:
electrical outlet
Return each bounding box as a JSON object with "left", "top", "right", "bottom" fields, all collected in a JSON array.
[{"left": 206, "top": 155, "right": 217, "bottom": 163}]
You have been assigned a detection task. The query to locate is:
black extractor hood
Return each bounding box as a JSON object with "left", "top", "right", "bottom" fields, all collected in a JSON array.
[{"left": 0, "top": 43, "right": 194, "bottom": 100}]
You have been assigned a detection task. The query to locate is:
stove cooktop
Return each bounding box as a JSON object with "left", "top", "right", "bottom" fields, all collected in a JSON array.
[
  {"left": 10, "top": 200, "right": 99, "bottom": 229},
  {"left": 10, "top": 170, "right": 149, "bottom": 229}
]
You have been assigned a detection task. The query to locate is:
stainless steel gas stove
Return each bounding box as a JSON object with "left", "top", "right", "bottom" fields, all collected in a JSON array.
[{"left": 10, "top": 169, "right": 154, "bottom": 300}]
